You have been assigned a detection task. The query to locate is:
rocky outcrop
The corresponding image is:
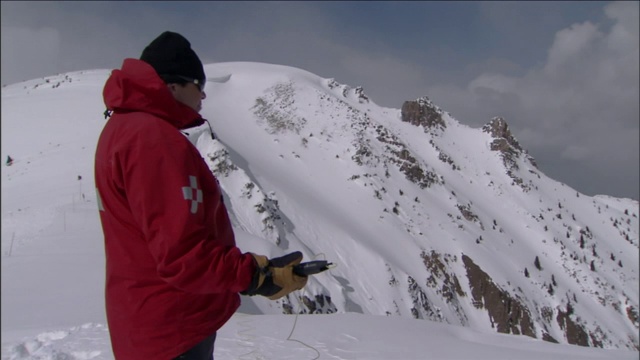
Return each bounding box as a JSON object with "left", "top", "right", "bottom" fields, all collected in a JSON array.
[
  {"left": 401, "top": 97, "right": 447, "bottom": 132},
  {"left": 483, "top": 116, "right": 538, "bottom": 169},
  {"left": 408, "top": 275, "right": 445, "bottom": 322},
  {"left": 354, "top": 86, "right": 369, "bottom": 104},
  {"left": 374, "top": 124, "right": 441, "bottom": 189},
  {"left": 253, "top": 81, "right": 307, "bottom": 134},
  {"left": 282, "top": 294, "right": 337, "bottom": 314},
  {"left": 462, "top": 255, "right": 536, "bottom": 338},
  {"left": 349, "top": 107, "right": 441, "bottom": 189},
  {"left": 325, "top": 78, "right": 369, "bottom": 103},
  {"left": 482, "top": 117, "right": 538, "bottom": 191},
  {"left": 482, "top": 117, "right": 522, "bottom": 152},
  {"left": 482, "top": 117, "right": 522, "bottom": 173},
  {"left": 421, "top": 251, "right": 469, "bottom": 326},
  {"left": 556, "top": 308, "right": 590, "bottom": 346},
  {"left": 206, "top": 147, "right": 238, "bottom": 177}
]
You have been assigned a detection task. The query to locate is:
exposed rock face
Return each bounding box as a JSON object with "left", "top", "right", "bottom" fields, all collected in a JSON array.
[
  {"left": 204, "top": 143, "right": 287, "bottom": 246},
  {"left": 482, "top": 117, "right": 522, "bottom": 152},
  {"left": 481, "top": 117, "right": 539, "bottom": 191},
  {"left": 421, "top": 251, "right": 469, "bottom": 326},
  {"left": 407, "top": 275, "right": 445, "bottom": 322},
  {"left": 350, "top": 107, "right": 441, "bottom": 189},
  {"left": 556, "top": 308, "right": 590, "bottom": 346},
  {"left": 355, "top": 86, "right": 369, "bottom": 103},
  {"left": 456, "top": 203, "right": 481, "bottom": 225},
  {"left": 207, "top": 147, "right": 238, "bottom": 177},
  {"left": 627, "top": 305, "right": 639, "bottom": 329},
  {"left": 252, "top": 81, "right": 307, "bottom": 135},
  {"left": 462, "top": 255, "right": 536, "bottom": 338},
  {"left": 421, "top": 251, "right": 466, "bottom": 301},
  {"left": 401, "top": 97, "right": 447, "bottom": 131},
  {"left": 461, "top": 253, "right": 610, "bottom": 347},
  {"left": 282, "top": 294, "right": 338, "bottom": 314},
  {"left": 482, "top": 117, "right": 522, "bottom": 174},
  {"left": 326, "top": 78, "right": 369, "bottom": 103},
  {"left": 482, "top": 116, "right": 538, "bottom": 170}
]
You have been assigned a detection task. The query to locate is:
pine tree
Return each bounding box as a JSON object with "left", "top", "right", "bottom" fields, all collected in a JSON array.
[
  {"left": 524, "top": 268, "right": 530, "bottom": 278},
  {"left": 534, "top": 256, "right": 542, "bottom": 270}
]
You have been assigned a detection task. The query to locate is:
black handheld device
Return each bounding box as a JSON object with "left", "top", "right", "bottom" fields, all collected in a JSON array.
[{"left": 292, "top": 260, "right": 334, "bottom": 276}]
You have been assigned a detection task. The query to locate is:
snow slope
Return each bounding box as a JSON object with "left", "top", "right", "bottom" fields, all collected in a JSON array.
[{"left": 1, "top": 62, "right": 638, "bottom": 359}]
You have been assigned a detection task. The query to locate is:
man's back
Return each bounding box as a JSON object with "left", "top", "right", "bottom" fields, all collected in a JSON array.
[{"left": 95, "top": 58, "right": 253, "bottom": 360}]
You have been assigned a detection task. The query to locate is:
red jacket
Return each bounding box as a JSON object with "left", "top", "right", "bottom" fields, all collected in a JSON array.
[{"left": 95, "top": 58, "right": 255, "bottom": 359}]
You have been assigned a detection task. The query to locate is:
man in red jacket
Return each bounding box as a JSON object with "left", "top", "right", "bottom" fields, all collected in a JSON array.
[{"left": 95, "top": 31, "right": 307, "bottom": 360}]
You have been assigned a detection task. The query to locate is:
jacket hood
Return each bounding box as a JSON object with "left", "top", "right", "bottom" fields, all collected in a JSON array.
[{"left": 103, "top": 58, "right": 204, "bottom": 130}]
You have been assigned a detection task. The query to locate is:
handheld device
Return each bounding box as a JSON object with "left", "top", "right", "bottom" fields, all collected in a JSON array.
[{"left": 293, "top": 260, "right": 334, "bottom": 276}]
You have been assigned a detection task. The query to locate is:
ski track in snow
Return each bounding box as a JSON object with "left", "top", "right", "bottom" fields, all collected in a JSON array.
[
  {"left": 2, "top": 323, "right": 110, "bottom": 360},
  {"left": 3, "top": 313, "right": 639, "bottom": 360}
]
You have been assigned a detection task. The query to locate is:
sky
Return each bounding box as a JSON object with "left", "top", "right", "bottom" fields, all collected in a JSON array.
[
  {"left": 1, "top": 1, "right": 638, "bottom": 201},
  {"left": 1, "top": 61, "right": 638, "bottom": 359}
]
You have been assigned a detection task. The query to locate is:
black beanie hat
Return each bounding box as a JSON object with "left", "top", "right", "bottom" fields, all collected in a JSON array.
[{"left": 140, "top": 31, "right": 205, "bottom": 83}]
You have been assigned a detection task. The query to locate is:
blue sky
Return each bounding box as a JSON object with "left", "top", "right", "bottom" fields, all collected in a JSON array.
[{"left": 1, "top": 1, "right": 638, "bottom": 200}]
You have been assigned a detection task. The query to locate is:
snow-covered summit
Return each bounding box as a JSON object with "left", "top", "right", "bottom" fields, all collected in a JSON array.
[{"left": 198, "top": 61, "right": 638, "bottom": 350}]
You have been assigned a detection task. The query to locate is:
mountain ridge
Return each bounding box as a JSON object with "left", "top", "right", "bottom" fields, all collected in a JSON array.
[{"left": 2, "top": 61, "right": 638, "bottom": 350}]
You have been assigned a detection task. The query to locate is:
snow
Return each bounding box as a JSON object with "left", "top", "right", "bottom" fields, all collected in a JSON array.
[{"left": 1, "top": 64, "right": 638, "bottom": 359}]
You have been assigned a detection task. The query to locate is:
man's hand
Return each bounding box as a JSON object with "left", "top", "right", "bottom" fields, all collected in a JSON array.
[{"left": 241, "top": 251, "right": 308, "bottom": 300}]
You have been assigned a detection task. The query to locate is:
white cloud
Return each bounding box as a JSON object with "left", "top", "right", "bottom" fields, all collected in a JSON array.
[
  {"left": 544, "top": 22, "right": 601, "bottom": 74},
  {"left": 604, "top": 1, "right": 640, "bottom": 52},
  {"left": 425, "top": 1, "right": 638, "bottom": 198},
  {"left": 468, "top": 73, "right": 518, "bottom": 95}
]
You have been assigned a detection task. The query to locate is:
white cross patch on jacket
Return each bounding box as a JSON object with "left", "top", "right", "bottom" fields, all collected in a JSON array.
[{"left": 182, "top": 176, "right": 203, "bottom": 214}]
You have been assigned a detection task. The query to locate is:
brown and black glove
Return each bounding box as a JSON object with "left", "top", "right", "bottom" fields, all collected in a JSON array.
[{"left": 241, "top": 251, "right": 308, "bottom": 300}]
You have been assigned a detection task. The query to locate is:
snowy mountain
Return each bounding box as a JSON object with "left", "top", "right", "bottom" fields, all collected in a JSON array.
[{"left": 1, "top": 61, "right": 638, "bottom": 358}]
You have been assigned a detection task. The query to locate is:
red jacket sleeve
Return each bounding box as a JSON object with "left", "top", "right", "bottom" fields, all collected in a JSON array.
[{"left": 118, "top": 121, "right": 255, "bottom": 294}]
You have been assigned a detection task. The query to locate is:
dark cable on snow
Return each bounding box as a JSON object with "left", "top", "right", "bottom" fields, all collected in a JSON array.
[
  {"left": 235, "top": 254, "right": 332, "bottom": 360},
  {"left": 204, "top": 119, "right": 216, "bottom": 140}
]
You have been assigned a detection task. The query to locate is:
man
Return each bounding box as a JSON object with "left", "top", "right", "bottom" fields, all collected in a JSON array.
[{"left": 95, "top": 31, "right": 307, "bottom": 360}]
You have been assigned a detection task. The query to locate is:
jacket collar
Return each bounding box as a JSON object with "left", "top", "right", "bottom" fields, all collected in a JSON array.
[{"left": 102, "top": 58, "right": 204, "bottom": 130}]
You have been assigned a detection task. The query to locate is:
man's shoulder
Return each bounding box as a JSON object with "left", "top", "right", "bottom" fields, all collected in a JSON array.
[
  {"left": 105, "top": 111, "right": 189, "bottom": 148},
  {"left": 112, "top": 111, "right": 178, "bottom": 133}
]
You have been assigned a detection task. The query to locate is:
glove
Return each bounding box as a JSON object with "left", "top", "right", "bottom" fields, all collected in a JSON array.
[{"left": 241, "top": 251, "right": 308, "bottom": 300}]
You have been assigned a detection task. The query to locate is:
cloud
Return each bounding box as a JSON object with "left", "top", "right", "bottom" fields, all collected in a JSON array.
[
  {"left": 561, "top": 145, "right": 590, "bottom": 161},
  {"left": 1, "top": 1, "right": 636, "bottom": 199},
  {"left": 0, "top": 2, "right": 190, "bottom": 86},
  {"left": 1, "top": 26, "right": 62, "bottom": 84},
  {"left": 425, "top": 1, "right": 639, "bottom": 199}
]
